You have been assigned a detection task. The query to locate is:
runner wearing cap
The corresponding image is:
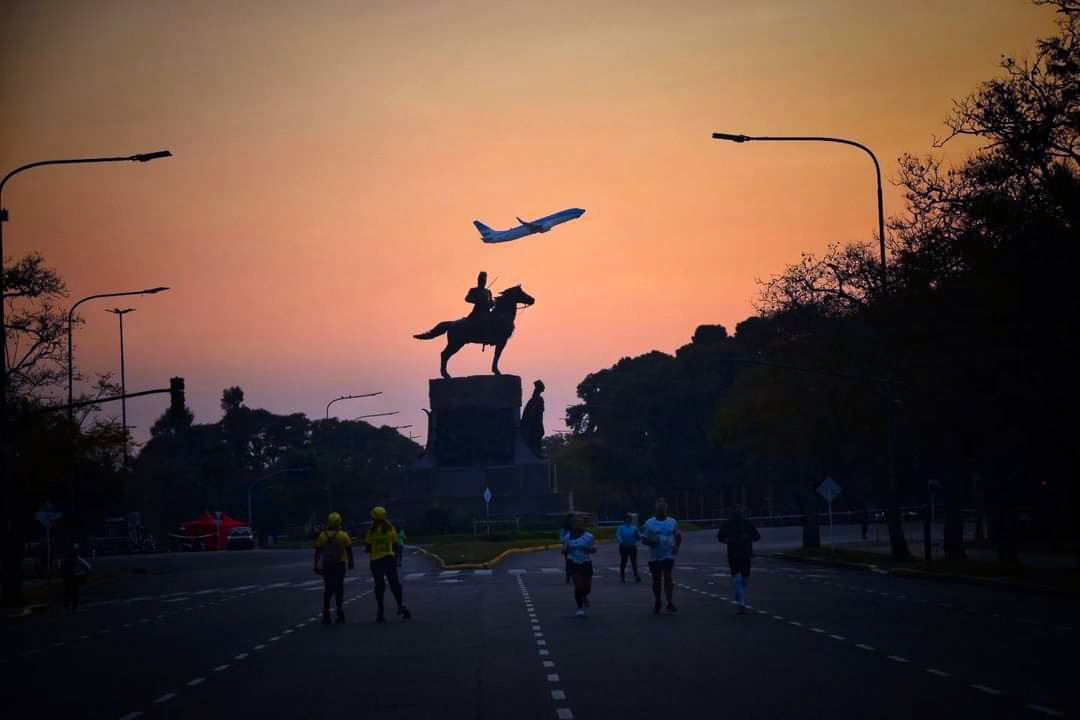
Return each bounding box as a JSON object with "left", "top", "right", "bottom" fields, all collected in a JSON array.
[
  {"left": 314, "top": 512, "right": 354, "bottom": 624},
  {"left": 365, "top": 505, "right": 411, "bottom": 623}
]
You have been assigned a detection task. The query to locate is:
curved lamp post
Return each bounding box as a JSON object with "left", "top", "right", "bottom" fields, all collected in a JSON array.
[
  {"left": 710, "top": 133, "right": 886, "bottom": 288},
  {"left": 325, "top": 391, "right": 382, "bottom": 420},
  {"left": 67, "top": 287, "right": 169, "bottom": 424}
]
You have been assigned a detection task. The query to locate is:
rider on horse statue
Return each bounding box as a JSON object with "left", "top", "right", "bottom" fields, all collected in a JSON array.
[{"left": 465, "top": 271, "right": 494, "bottom": 341}]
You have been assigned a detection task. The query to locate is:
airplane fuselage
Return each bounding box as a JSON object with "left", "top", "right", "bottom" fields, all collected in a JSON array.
[{"left": 475, "top": 208, "right": 585, "bottom": 243}]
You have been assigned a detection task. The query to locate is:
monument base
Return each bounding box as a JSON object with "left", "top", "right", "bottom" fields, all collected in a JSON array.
[{"left": 395, "top": 375, "right": 563, "bottom": 530}]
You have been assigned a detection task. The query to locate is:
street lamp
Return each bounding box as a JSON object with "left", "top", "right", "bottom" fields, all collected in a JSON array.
[
  {"left": 67, "top": 287, "right": 169, "bottom": 424},
  {"left": 710, "top": 132, "right": 886, "bottom": 287},
  {"left": 106, "top": 308, "right": 135, "bottom": 466},
  {"left": 356, "top": 411, "right": 399, "bottom": 421},
  {"left": 389, "top": 424, "right": 413, "bottom": 431},
  {"left": 325, "top": 391, "right": 382, "bottom": 420}
]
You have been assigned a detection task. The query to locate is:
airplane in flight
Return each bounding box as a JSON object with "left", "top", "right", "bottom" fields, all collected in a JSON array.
[{"left": 473, "top": 208, "right": 586, "bottom": 243}]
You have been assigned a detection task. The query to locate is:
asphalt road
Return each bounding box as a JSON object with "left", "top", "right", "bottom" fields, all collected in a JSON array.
[{"left": 2, "top": 530, "right": 1074, "bottom": 720}]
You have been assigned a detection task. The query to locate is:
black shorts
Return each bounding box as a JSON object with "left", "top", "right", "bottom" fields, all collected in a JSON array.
[
  {"left": 569, "top": 561, "right": 593, "bottom": 579},
  {"left": 648, "top": 558, "right": 675, "bottom": 574}
]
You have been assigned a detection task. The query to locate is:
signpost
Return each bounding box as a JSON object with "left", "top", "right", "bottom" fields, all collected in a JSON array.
[
  {"left": 483, "top": 487, "right": 492, "bottom": 519},
  {"left": 927, "top": 479, "right": 940, "bottom": 544},
  {"left": 34, "top": 502, "right": 63, "bottom": 579},
  {"left": 816, "top": 477, "right": 842, "bottom": 548}
]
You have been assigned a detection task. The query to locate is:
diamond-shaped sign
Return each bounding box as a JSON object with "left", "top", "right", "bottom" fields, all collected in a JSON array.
[
  {"left": 483, "top": 487, "right": 493, "bottom": 504},
  {"left": 816, "top": 477, "right": 842, "bottom": 503}
]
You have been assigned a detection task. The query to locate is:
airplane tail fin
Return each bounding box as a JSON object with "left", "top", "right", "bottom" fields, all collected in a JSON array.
[{"left": 473, "top": 220, "right": 494, "bottom": 238}]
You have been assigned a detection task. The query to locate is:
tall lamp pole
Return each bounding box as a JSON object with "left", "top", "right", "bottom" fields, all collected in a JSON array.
[
  {"left": 68, "top": 287, "right": 169, "bottom": 424},
  {"left": 325, "top": 391, "right": 382, "bottom": 420},
  {"left": 710, "top": 133, "right": 886, "bottom": 288},
  {"left": 106, "top": 308, "right": 135, "bottom": 465}
]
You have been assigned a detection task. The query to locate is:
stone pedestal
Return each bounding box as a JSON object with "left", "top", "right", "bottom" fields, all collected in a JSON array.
[{"left": 398, "top": 375, "right": 562, "bottom": 529}]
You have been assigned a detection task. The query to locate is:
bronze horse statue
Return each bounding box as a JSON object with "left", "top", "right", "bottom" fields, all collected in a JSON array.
[{"left": 413, "top": 285, "right": 535, "bottom": 379}]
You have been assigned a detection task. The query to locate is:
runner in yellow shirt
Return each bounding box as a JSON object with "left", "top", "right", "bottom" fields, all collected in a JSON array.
[
  {"left": 314, "top": 512, "right": 354, "bottom": 624},
  {"left": 365, "top": 506, "right": 411, "bottom": 623}
]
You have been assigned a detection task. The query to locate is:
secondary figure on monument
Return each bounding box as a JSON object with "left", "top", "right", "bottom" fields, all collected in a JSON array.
[
  {"left": 414, "top": 271, "right": 535, "bottom": 379},
  {"left": 520, "top": 379, "right": 545, "bottom": 457}
]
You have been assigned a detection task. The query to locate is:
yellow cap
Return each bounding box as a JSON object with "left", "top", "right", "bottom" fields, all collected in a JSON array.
[
  {"left": 371, "top": 506, "right": 387, "bottom": 520},
  {"left": 327, "top": 512, "right": 342, "bottom": 529}
]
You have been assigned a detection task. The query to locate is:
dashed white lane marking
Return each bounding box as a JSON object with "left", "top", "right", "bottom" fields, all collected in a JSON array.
[
  {"left": 547, "top": 674, "right": 560, "bottom": 682},
  {"left": 1028, "top": 704, "right": 1063, "bottom": 716},
  {"left": 187, "top": 678, "right": 205, "bottom": 686},
  {"left": 153, "top": 693, "right": 175, "bottom": 704},
  {"left": 473, "top": 569, "right": 494, "bottom": 576},
  {"left": 81, "top": 634, "right": 91, "bottom": 639},
  {"left": 789, "top": 621, "right": 803, "bottom": 627},
  {"left": 539, "top": 649, "right": 550, "bottom": 656},
  {"left": 811, "top": 628, "right": 825, "bottom": 633},
  {"left": 253, "top": 644, "right": 266, "bottom": 650},
  {"left": 117, "top": 713, "right": 143, "bottom": 720},
  {"left": 971, "top": 684, "right": 1001, "bottom": 695},
  {"left": 534, "top": 632, "right": 544, "bottom": 637},
  {"left": 269, "top": 636, "right": 281, "bottom": 642},
  {"left": 1020, "top": 619, "right": 1039, "bottom": 625},
  {"left": 855, "top": 644, "right": 875, "bottom": 651},
  {"left": 235, "top": 653, "right": 248, "bottom": 660},
  {"left": 830, "top": 635, "right": 847, "bottom": 641},
  {"left": 283, "top": 629, "right": 293, "bottom": 634},
  {"left": 772, "top": 615, "right": 784, "bottom": 620},
  {"left": 439, "top": 570, "right": 461, "bottom": 577},
  {"left": 925, "top": 668, "right": 950, "bottom": 677},
  {"left": 556, "top": 709, "right": 574, "bottom": 719},
  {"left": 887, "top": 656, "right": 909, "bottom": 663},
  {"left": 758, "top": 610, "right": 769, "bottom": 615},
  {"left": 543, "top": 661, "right": 555, "bottom": 668},
  {"left": 405, "top": 572, "right": 426, "bottom": 580},
  {"left": 552, "top": 690, "right": 567, "bottom": 700},
  {"left": 213, "top": 664, "right": 230, "bottom": 672},
  {"left": 537, "top": 639, "right": 547, "bottom": 646}
]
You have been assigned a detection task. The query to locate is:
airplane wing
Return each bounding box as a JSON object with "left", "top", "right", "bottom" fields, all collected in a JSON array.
[{"left": 516, "top": 216, "right": 545, "bottom": 233}]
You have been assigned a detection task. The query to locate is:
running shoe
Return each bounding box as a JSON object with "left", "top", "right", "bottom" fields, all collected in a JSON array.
[
  {"left": 336, "top": 608, "right": 346, "bottom": 624},
  {"left": 575, "top": 608, "right": 585, "bottom": 618},
  {"left": 398, "top": 605, "right": 412, "bottom": 620},
  {"left": 666, "top": 602, "right": 678, "bottom": 614}
]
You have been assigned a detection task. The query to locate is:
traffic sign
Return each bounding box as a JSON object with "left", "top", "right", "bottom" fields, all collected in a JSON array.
[
  {"left": 483, "top": 487, "right": 492, "bottom": 504},
  {"left": 817, "top": 477, "right": 842, "bottom": 503},
  {"left": 35, "top": 502, "right": 63, "bottom": 528}
]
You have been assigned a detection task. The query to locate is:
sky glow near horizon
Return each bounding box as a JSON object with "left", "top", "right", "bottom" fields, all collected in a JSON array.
[{"left": 1, "top": 0, "right": 1058, "bottom": 448}]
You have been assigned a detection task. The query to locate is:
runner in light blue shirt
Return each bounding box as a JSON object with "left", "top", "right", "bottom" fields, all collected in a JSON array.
[
  {"left": 615, "top": 513, "right": 641, "bottom": 582},
  {"left": 563, "top": 515, "right": 597, "bottom": 617},
  {"left": 641, "top": 498, "right": 681, "bottom": 614}
]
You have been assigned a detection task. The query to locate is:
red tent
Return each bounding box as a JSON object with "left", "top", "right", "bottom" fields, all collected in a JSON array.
[{"left": 180, "top": 511, "right": 248, "bottom": 551}]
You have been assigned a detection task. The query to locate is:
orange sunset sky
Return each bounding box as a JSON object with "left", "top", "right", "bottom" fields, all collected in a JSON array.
[{"left": 2, "top": 0, "right": 1058, "bottom": 448}]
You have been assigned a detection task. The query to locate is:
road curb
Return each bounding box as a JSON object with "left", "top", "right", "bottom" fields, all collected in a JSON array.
[
  {"left": 771, "top": 552, "right": 1074, "bottom": 594},
  {"left": 417, "top": 543, "right": 562, "bottom": 570},
  {"left": 0, "top": 602, "right": 51, "bottom": 622}
]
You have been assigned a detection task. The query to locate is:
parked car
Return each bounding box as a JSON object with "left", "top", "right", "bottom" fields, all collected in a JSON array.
[{"left": 226, "top": 526, "right": 255, "bottom": 550}]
